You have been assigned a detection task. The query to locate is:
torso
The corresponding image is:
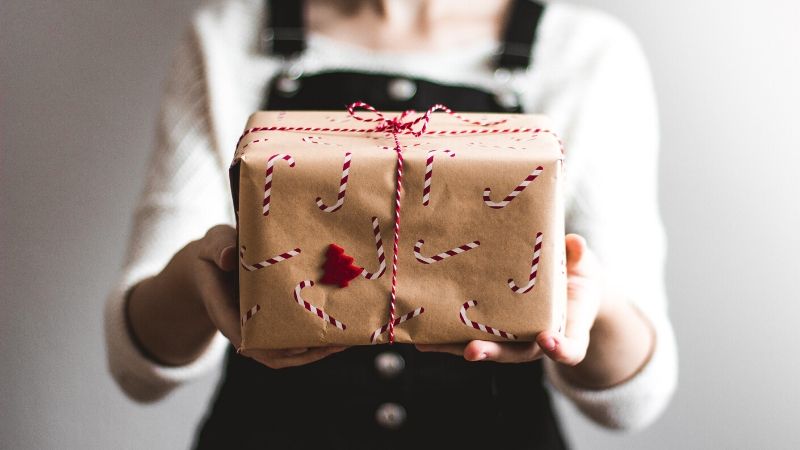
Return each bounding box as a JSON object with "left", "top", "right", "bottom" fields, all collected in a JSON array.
[{"left": 194, "top": 2, "right": 568, "bottom": 448}]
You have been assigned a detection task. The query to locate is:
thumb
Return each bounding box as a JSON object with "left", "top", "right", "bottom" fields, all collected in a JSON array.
[
  {"left": 198, "top": 225, "right": 238, "bottom": 272},
  {"left": 565, "top": 233, "right": 587, "bottom": 272}
]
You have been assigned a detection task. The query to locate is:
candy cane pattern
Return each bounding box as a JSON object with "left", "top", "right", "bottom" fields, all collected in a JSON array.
[
  {"left": 422, "top": 149, "right": 455, "bottom": 206},
  {"left": 413, "top": 239, "right": 480, "bottom": 264},
  {"left": 360, "top": 216, "right": 386, "bottom": 280},
  {"left": 508, "top": 232, "right": 543, "bottom": 294},
  {"left": 483, "top": 165, "right": 544, "bottom": 209},
  {"left": 459, "top": 300, "right": 517, "bottom": 340},
  {"left": 231, "top": 138, "right": 268, "bottom": 167},
  {"left": 239, "top": 245, "right": 301, "bottom": 271},
  {"left": 263, "top": 153, "right": 296, "bottom": 216},
  {"left": 293, "top": 280, "right": 347, "bottom": 330},
  {"left": 369, "top": 307, "right": 425, "bottom": 343},
  {"left": 315, "top": 152, "right": 351, "bottom": 213},
  {"left": 240, "top": 304, "right": 261, "bottom": 327}
]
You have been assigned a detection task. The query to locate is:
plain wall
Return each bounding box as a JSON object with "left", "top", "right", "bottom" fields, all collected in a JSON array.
[{"left": 2, "top": 1, "right": 799, "bottom": 448}]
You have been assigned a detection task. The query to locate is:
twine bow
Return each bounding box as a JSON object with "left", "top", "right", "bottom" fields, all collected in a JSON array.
[{"left": 346, "top": 101, "right": 506, "bottom": 137}]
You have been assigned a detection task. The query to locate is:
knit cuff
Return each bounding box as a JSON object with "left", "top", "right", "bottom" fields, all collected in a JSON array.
[
  {"left": 103, "top": 267, "right": 228, "bottom": 402},
  {"left": 544, "top": 306, "right": 678, "bottom": 430}
]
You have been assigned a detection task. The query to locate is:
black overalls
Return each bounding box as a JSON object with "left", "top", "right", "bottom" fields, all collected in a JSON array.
[{"left": 195, "top": 1, "right": 568, "bottom": 448}]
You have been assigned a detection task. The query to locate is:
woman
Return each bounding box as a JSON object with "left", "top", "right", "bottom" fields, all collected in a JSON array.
[{"left": 105, "top": 0, "right": 678, "bottom": 448}]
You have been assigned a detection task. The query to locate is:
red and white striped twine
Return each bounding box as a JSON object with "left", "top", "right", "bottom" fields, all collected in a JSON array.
[
  {"left": 508, "top": 232, "right": 543, "bottom": 294},
  {"left": 386, "top": 130, "right": 404, "bottom": 343},
  {"left": 316, "top": 152, "right": 352, "bottom": 213},
  {"left": 235, "top": 102, "right": 563, "bottom": 153},
  {"left": 238, "top": 125, "right": 564, "bottom": 147},
  {"left": 459, "top": 300, "right": 517, "bottom": 340},
  {"left": 360, "top": 216, "right": 387, "bottom": 280},
  {"left": 263, "top": 153, "right": 296, "bottom": 216},
  {"left": 484, "top": 165, "right": 544, "bottom": 209},
  {"left": 293, "top": 280, "right": 347, "bottom": 331},
  {"left": 422, "top": 149, "right": 456, "bottom": 206},
  {"left": 241, "top": 304, "right": 261, "bottom": 327},
  {"left": 239, "top": 245, "right": 301, "bottom": 271},
  {"left": 369, "top": 307, "right": 425, "bottom": 344},
  {"left": 413, "top": 239, "right": 481, "bottom": 264}
]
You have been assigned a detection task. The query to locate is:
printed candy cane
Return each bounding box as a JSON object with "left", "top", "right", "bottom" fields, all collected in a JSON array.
[
  {"left": 507, "top": 232, "right": 543, "bottom": 294},
  {"left": 360, "top": 216, "right": 386, "bottom": 280},
  {"left": 239, "top": 245, "right": 301, "bottom": 271},
  {"left": 231, "top": 138, "right": 268, "bottom": 167},
  {"left": 293, "top": 280, "right": 347, "bottom": 330},
  {"left": 413, "top": 239, "right": 480, "bottom": 264},
  {"left": 422, "top": 149, "right": 455, "bottom": 206},
  {"left": 263, "top": 153, "right": 296, "bottom": 216},
  {"left": 315, "top": 152, "right": 352, "bottom": 213},
  {"left": 483, "top": 165, "right": 544, "bottom": 209},
  {"left": 241, "top": 304, "right": 261, "bottom": 327},
  {"left": 369, "top": 307, "right": 425, "bottom": 343},
  {"left": 459, "top": 300, "right": 517, "bottom": 340}
]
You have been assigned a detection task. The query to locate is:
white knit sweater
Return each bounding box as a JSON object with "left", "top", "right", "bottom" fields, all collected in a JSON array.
[{"left": 104, "top": 0, "right": 678, "bottom": 431}]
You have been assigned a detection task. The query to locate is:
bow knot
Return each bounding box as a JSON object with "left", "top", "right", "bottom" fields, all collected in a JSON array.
[
  {"left": 347, "top": 102, "right": 427, "bottom": 136},
  {"left": 374, "top": 115, "right": 415, "bottom": 134},
  {"left": 346, "top": 101, "right": 508, "bottom": 138}
]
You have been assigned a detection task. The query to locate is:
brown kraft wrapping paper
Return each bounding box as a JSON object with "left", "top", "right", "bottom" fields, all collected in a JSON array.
[{"left": 230, "top": 110, "right": 566, "bottom": 350}]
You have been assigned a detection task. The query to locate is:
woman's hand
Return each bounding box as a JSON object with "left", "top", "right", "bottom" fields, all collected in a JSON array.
[
  {"left": 127, "top": 224, "right": 348, "bottom": 369},
  {"left": 415, "top": 234, "right": 602, "bottom": 365},
  {"left": 193, "top": 225, "right": 350, "bottom": 369},
  {"left": 416, "top": 233, "right": 656, "bottom": 389}
]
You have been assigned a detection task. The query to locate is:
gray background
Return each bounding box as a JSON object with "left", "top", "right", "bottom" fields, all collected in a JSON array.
[{"left": 2, "top": 0, "right": 799, "bottom": 448}]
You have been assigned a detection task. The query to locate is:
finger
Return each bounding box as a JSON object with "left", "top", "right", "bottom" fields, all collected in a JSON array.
[
  {"left": 247, "top": 346, "right": 349, "bottom": 369},
  {"left": 198, "top": 225, "right": 238, "bottom": 271},
  {"left": 196, "top": 263, "right": 242, "bottom": 348},
  {"left": 414, "top": 343, "right": 466, "bottom": 356},
  {"left": 541, "top": 291, "right": 596, "bottom": 366},
  {"left": 282, "top": 347, "right": 310, "bottom": 356},
  {"left": 536, "top": 330, "right": 589, "bottom": 366},
  {"left": 565, "top": 233, "right": 587, "bottom": 272},
  {"left": 464, "top": 340, "right": 543, "bottom": 363},
  {"left": 218, "top": 245, "right": 238, "bottom": 272}
]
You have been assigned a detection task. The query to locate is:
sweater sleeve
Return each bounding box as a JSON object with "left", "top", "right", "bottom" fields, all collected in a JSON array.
[
  {"left": 540, "top": 10, "right": 678, "bottom": 430},
  {"left": 103, "top": 27, "right": 233, "bottom": 403}
]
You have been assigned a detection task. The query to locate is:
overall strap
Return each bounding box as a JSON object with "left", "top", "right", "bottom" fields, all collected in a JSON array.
[
  {"left": 263, "top": 0, "right": 305, "bottom": 58},
  {"left": 496, "top": 0, "right": 546, "bottom": 70}
]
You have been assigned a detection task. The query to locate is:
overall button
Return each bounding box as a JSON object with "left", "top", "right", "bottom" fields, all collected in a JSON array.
[
  {"left": 494, "top": 90, "right": 520, "bottom": 110},
  {"left": 493, "top": 67, "right": 513, "bottom": 84},
  {"left": 275, "top": 75, "right": 301, "bottom": 97},
  {"left": 387, "top": 78, "right": 417, "bottom": 101},
  {"left": 374, "top": 351, "right": 405, "bottom": 379},
  {"left": 375, "top": 402, "right": 407, "bottom": 429},
  {"left": 275, "top": 64, "right": 303, "bottom": 97}
]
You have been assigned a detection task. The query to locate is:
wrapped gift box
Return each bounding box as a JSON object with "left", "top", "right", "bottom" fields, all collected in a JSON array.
[{"left": 230, "top": 108, "right": 566, "bottom": 350}]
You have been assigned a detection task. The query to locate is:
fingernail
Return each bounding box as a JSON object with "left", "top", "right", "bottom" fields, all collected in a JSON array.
[
  {"left": 475, "top": 353, "right": 487, "bottom": 361},
  {"left": 219, "top": 246, "right": 235, "bottom": 265},
  {"left": 543, "top": 337, "right": 557, "bottom": 352},
  {"left": 285, "top": 348, "right": 309, "bottom": 356}
]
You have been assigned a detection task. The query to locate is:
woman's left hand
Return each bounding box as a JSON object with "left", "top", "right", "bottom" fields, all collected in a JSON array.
[{"left": 415, "top": 233, "right": 602, "bottom": 366}]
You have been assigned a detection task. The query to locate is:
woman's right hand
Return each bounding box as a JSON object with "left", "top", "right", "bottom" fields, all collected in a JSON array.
[{"left": 192, "top": 225, "right": 348, "bottom": 369}]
